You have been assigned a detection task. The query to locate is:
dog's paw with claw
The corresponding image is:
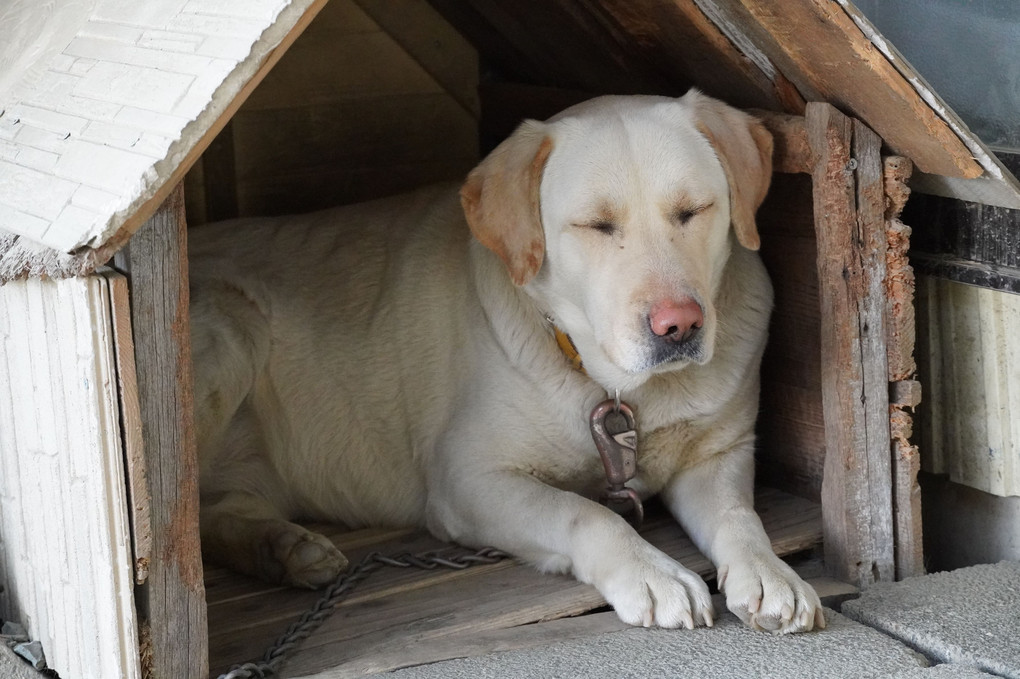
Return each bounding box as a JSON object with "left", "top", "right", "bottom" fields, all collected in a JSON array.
[
  {"left": 262, "top": 524, "right": 348, "bottom": 589},
  {"left": 598, "top": 542, "right": 715, "bottom": 629},
  {"left": 717, "top": 554, "right": 826, "bottom": 634}
]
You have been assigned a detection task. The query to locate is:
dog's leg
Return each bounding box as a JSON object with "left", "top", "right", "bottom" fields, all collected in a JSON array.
[
  {"left": 199, "top": 400, "right": 348, "bottom": 588},
  {"left": 662, "top": 448, "right": 825, "bottom": 634},
  {"left": 427, "top": 467, "right": 714, "bottom": 629},
  {"left": 201, "top": 490, "right": 348, "bottom": 588},
  {"left": 191, "top": 279, "right": 347, "bottom": 588}
]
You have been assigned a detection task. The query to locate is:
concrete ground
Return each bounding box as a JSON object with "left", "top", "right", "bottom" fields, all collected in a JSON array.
[
  {"left": 3, "top": 562, "right": 1017, "bottom": 678},
  {"left": 370, "top": 561, "right": 1018, "bottom": 679}
]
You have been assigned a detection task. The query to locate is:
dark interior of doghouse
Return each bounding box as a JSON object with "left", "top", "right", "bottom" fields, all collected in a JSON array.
[{"left": 186, "top": 1, "right": 825, "bottom": 674}]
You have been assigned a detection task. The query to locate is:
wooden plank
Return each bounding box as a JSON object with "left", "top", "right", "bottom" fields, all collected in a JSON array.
[
  {"left": 113, "top": 183, "right": 208, "bottom": 679},
  {"left": 200, "top": 119, "right": 239, "bottom": 223},
  {"left": 852, "top": 117, "right": 896, "bottom": 584},
  {"left": 104, "top": 270, "right": 152, "bottom": 585},
  {"left": 752, "top": 109, "right": 812, "bottom": 174},
  {"left": 715, "top": 0, "right": 981, "bottom": 179},
  {"left": 430, "top": 0, "right": 671, "bottom": 95},
  {"left": 353, "top": 0, "right": 481, "bottom": 117},
  {"left": 807, "top": 102, "right": 894, "bottom": 587},
  {"left": 231, "top": 93, "right": 477, "bottom": 216},
  {"left": 916, "top": 277, "right": 1020, "bottom": 498},
  {"left": 883, "top": 156, "right": 924, "bottom": 580},
  {"left": 0, "top": 277, "right": 141, "bottom": 679},
  {"left": 207, "top": 489, "right": 821, "bottom": 676},
  {"left": 757, "top": 173, "right": 825, "bottom": 500},
  {"left": 576, "top": 0, "right": 782, "bottom": 109},
  {"left": 293, "top": 611, "right": 631, "bottom": 679}
]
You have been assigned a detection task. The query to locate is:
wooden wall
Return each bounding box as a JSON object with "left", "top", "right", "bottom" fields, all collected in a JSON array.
[
  {"left": 756, "top": 173, "right": 825, "bottom": 501},
  {"left": 916, "top": 275, "right": 1020, "bottom": 498},
  {"left": 0, "top": 275, "right": 142, "bottom": 679},
  {"left": 184, "top": 0, "right": 479, "bottom": 226}
]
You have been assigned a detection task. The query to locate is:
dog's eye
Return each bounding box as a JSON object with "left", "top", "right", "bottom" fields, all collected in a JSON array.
[
  {"left": 587, "top": 220, "right": 617, "bottom": 235},
  {"left": 673, "top": 202, "right": 713, "bottom": 226}
]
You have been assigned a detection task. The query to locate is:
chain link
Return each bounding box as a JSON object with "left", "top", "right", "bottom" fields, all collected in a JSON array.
[{"left": 216, "top": 546, "right": 509, "bottom": 679}]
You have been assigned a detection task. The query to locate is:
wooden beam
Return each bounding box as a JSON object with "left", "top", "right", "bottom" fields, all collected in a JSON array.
[
  {"left": 752, "top": 109, "right": 811, "bottom": 174},
  {"left": 807, "top": 102, "right": 894, "bottom": 587},
  {"left": 882, "top": 155, "right": 924, "bottom": 579},
  {"left": 106, "top": 270, "right": 153, "bottom": 586},
  {"left": 113, "top": 184, "right": 207, "bottom": 679},
  {"left": 717, "top": 0, "right": 981, "bottom": 179}
]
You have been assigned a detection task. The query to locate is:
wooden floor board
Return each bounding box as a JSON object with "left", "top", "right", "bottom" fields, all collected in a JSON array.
[{"left": 207, "top": 488, "right": 822, "bottom": 677}]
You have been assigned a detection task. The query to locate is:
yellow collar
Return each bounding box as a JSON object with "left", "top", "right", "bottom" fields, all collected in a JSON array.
[{"left": 552, "top": 324, "right": 586, "bottom": 375}]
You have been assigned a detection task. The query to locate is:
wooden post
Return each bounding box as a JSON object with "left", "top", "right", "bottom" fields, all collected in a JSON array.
[
  {"left": 884, "top": 156, "right": 925, "bottom": 579},
  {"left": 806, "top": 102, "right": 895, "bottom": 587},
  {"left": 114, "top": 183, "right": 208, "bottom": 679}
]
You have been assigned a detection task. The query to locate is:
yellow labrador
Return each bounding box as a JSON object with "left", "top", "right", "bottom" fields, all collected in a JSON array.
[{"left": 190, "top": 90, "right": 825, "bottom": 634}]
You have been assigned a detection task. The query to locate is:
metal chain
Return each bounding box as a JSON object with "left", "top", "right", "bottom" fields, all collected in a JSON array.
[{"left": 216, "top": 546, "right": 509, "bottom": 679}]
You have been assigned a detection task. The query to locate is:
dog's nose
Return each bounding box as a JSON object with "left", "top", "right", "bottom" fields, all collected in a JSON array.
[{"left": 648, "top": 299, "right": 703, "bottom": 343}]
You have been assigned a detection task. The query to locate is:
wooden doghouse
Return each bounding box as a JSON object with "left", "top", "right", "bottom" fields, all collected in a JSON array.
[{"left": 3, "top": 1, "right": 1020, "bottom": 678}]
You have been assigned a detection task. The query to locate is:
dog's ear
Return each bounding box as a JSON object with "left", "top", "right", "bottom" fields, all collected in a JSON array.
[
  {"left": 687, "top": 91, "right": 773, "bottom": 251},
  {"left": 461, "top": 121, "right": 553, "bottom": 286}
]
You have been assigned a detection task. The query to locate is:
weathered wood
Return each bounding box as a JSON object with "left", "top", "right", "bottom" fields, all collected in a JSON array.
[
  {"left": 751, "top": 109, "right": 812, "bottom": 174},
  {"left": 717, "top": 0, "right": 981, "bottom": 179},
  {"left": 232, "top": 94, "right": 477, "bottom": 216},
  {"left": 429, "top": 0, "right": 673, "bottom": 95},
  {"left": 105, "top": 270, "right": 153, "bottom": 585},
  {"left": 0, "top": 276, "right": 141, "bottom": 679},
  {"left": 577, "top": 0, "right": 781, "bottom": 108},
  {"left": 353, "top": 0, "right": 481, "bottom": 117},
  {"left": 207, "top": 488, "right": 821, "bottom": 676},
  {"left": 915, "top": 276, "right": 1020, "bottom": 498},
  {"left": 200, "top": 119, "right": 239, "bottom": 224},
  {"left": 756, "top": 173, "right": 825, "bottom": 500},
  {"left": 807, "top": 102, "right": 894, "bottom": 587},
  {"left": 883, "top": 155, "right": 924, "bottom": 579},
  {"left": 113, "top": 184, "right": 208, "bottom": 679},
  {"left": 224, "top": 0, "right": 478, "bottom": 217}
]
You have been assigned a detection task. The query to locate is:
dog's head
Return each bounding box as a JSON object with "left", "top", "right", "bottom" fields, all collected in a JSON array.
[{"left": 461, "top": 91, "right": 773, "bottom": 391}]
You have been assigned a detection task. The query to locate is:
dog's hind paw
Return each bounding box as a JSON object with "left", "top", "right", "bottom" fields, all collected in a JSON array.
[{"left": 265, "top": 524, "right": 348, "bottom": 589}]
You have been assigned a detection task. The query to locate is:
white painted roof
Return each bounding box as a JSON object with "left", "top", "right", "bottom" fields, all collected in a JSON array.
[{"left": 0, "top": 0, "right": 320, "bottom": 279}]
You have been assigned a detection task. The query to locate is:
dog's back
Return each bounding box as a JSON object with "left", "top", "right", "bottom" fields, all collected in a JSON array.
[{"left": 189, "top": 184, "right": 473, "bottom": 531}]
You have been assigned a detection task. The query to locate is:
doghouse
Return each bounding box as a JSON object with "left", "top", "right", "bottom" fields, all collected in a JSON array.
[{"left": 2, "top": 1, "right": 1019, "bottom": 677}]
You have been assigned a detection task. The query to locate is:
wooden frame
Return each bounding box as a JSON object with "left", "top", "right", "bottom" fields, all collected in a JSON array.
[
  {"left": 114, "top": 184, "right": 208, "bottom": 679},
  {"left": 756, "top": 103, "right": 922, "bottom": 584}
]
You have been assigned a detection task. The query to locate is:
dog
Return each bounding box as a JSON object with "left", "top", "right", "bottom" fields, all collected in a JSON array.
[{"left": 189, "top": 90, "right": 825, "bottom": 634}]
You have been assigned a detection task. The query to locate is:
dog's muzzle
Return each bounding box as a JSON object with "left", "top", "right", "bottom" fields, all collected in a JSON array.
[{"left": 645, "top": 298, "right": 705, "bottom": 367}]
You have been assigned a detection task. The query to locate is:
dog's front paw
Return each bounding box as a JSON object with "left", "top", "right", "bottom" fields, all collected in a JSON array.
[
  {"left": 718, "top": 554, "right": 825, "bottom": 634},
  {"left": 598, "top": 543, "right": 714, "bottom": 629},
  {"left": 263, "top": 523, "right": 348, "bottom": 588}
]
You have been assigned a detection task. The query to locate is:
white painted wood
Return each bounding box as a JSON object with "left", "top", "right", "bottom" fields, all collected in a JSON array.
[
  {"left": 918, "top": 276, "right": 1020, "bottom": 497},
  {"left": 0, "top": 0, "right": 316, "bottom": 258},
  {"left": 0, "top": 275, "right": 141, "bottom": 679}
]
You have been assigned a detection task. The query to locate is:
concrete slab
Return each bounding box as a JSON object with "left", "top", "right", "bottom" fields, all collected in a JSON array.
[
  {"left": 888, "top": 665, "right": 999, "bottom": 678},
  {"left": 0, "top": 643, "right": 45, "bottom": 679},
  {"left": 842, "top": 561, "right": 1020, "bottom": 679},
  {"left": 366, "top": 608, "right": 931, "bottom": 679}
]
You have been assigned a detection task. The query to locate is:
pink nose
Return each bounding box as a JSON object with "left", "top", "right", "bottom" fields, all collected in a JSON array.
[{"left": 648, "top": 299, "right": 704, "bottom": 341}]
